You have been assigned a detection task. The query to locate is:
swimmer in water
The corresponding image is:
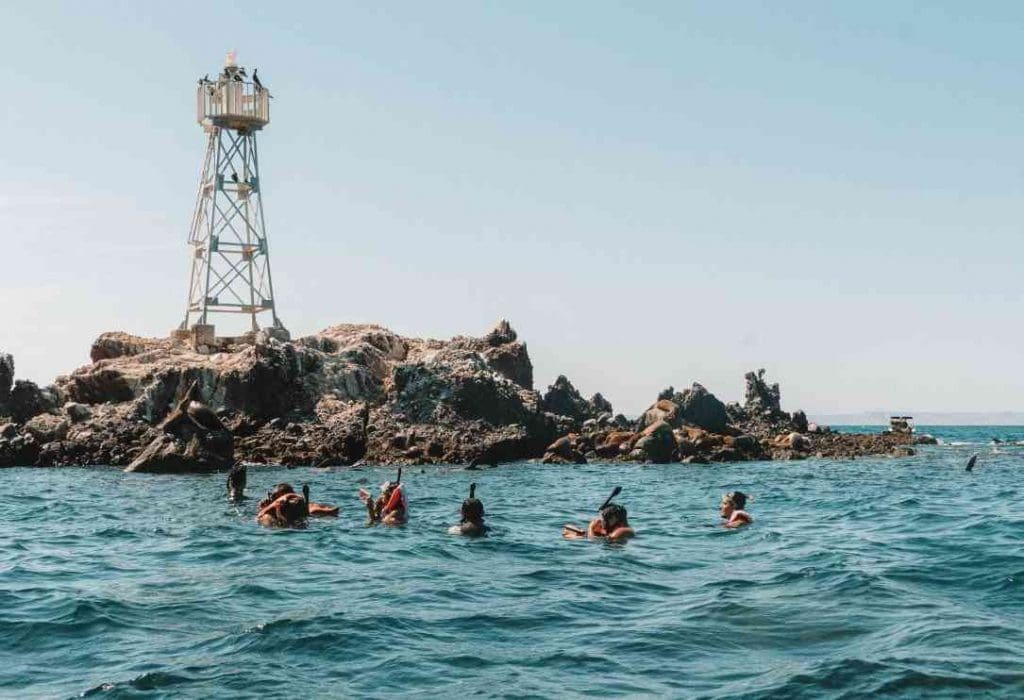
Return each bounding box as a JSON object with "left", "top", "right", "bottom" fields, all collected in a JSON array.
[
  {"left": 563, "top": 486, "right": 635, "bottom": 541},
  {"left": 227, "top": 463, "right": 246, "bottom": 502},
  {"left": 720, "top": 491, "right": 752, "bottom": 528},
  {"left": 258, "top": 483, "right": 339, "bottom": 517},
  {"left": 359, "top": 469, "right": 407, "bottom": 525},
  {"left": 449, "top": 483, "right": 488, "bottom": 536},
  {"left": 256, "top": 490, "right": 308, "bottom": 527}
]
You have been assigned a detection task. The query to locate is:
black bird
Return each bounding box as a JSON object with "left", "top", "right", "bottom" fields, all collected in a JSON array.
[
  {"left": 253, "top": 68, "right": 263, "bottom": 90},
  {"left": 230, "top": 171, "right": 239, "bottom": 184},
  {"left": 232, "top": 72, "right": 243, "bottom": 82},
  {"left": 966, "top": 453, "right": 978, "bottom": 472}
]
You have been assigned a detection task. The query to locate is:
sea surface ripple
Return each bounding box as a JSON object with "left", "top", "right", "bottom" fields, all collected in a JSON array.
[{"left": 2, "top": 426, "right": 1024, "bottom": 698}]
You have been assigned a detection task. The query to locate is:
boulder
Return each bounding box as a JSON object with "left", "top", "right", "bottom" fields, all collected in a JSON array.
[
  {"left": 63, "top": 402, "right": 93, "bottom": 423},
  {"left": 23, "top": 414, "right": 70, "bottom": 443},
  {"left": 542, "top": 434, "right": 586, "bottom": 464},
  {"left": 633, "top": 420, "right": 675, "bottom": 463},
  {"left": 673, "top": 383, "right": 729, "bottom": 433},
  {"left": 639, "top": 399, "right": 681, "bottom": 430}
]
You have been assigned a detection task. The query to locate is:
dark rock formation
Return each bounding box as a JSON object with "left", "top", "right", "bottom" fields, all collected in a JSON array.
[
  {"left": 125, "top": 381, "right": 233, "bottom": 473},
  {"left": 0, "top": 353, "right": 13, "bottom": 405},
  {"left": 7, "top": 380, "right": 60, "bottom": 423},
  {"left": 541, "top": 375, "right": 603, "bottom": 427},
  {"left": 745, "top": 368, "right": 782, "bottom": 416},
  {"left": 673, "top": 383, "right": 729, "bottom": 433},
  {"left": 0, "top": 321, "right": 917, "bottom": 469},
  {"left": 791, "top": 409, "right": 809, "bottom": 433}
]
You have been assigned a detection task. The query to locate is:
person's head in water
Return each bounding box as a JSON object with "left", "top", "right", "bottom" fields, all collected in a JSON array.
[
  {"left": 227, "top": 464, "right": 246, "bottom": 500},
  {"left": 275, "top": 492, "right": 308, "bottom": 525},
  {"left": 260, "top": 483, "right": 295, "bottom": 510},
  {"left": 600, "top": 502, "right": 628, "bottom": 532},
  {"left": 720, "top": 491, "right": 747, "bottom": 518},
  {"left": 460, "top": 493, "right": 485, "bottom": 526}
]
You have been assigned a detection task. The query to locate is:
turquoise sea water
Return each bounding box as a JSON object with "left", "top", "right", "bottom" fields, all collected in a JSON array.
[{"left": 2, "top": 426, "right": 1024, "bottom": 698}]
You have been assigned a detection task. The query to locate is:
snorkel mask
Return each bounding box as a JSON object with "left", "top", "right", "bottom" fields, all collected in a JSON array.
[{"left": 600, "top": 503, "right": 627, "bottom": 531}]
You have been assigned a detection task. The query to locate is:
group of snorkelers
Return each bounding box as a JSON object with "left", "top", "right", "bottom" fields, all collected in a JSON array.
[{"left": 227, "top": 463, "right": 753, "bottom": 536}]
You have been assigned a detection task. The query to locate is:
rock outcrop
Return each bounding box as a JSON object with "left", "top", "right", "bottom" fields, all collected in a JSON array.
[
  {"left": 125, "top": 380, "right": 233, "bottom": 473},
  {"left": 0, "top": 353, "right": 13, "bottom": 404},
  {"left": 0, "top": 329, "right": 918, "bottom": 470}
]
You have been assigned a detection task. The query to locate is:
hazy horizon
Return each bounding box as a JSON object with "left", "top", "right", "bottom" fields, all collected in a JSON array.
[{"left": 3, "top": 2, "right": 1023, "bottom": 417}]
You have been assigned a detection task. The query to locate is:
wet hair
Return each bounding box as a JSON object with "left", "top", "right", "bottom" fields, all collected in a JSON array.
[
  {"left": 600, "top": 503, "right": 628, "bottom": 532},
  {"left": 460, "top": 498, "right": 485, "bottom": 525},
  {"left": 259, "top": 483, "right": 295, "bottom": 510},
  {"left": 726, "top": 491, "right": 748, "bottom": 510},
  {"left": 278, "top": 493, "right": 307, "bottom": 525},
  {"left": 227, "top": 465, "right": 246, "bottom": 494}
]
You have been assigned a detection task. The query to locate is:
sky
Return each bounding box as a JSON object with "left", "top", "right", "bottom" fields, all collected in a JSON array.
[{"left": 1, "top": 1, "right": 1022, "bottom": 417}]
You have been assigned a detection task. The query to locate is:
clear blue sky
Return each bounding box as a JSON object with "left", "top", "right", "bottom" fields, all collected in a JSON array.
[{"left": 1, "top": 2, "right": 1022, "bottom": 416}]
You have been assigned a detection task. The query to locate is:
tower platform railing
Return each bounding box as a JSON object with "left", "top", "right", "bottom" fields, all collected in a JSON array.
[{"left": 197, "top": 80, "right": 270, "bottom": 130}]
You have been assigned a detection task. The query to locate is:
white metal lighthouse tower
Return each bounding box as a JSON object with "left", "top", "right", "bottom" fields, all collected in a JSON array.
[{"left": 177, "top": 51, "right": 288, "bottom": 345}]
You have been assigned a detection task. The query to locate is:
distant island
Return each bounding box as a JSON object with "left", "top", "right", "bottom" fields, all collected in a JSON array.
[{"left": 0, "top": 321, "right": 927, "bottom": 471}]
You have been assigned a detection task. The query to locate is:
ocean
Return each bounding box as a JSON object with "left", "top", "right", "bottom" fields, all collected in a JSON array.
[{"left": 2, "top": 426, "right": 1023, "bottom": 698}]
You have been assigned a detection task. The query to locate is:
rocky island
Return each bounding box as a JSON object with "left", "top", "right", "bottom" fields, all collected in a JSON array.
[{"left": 0, "top": 321, "right": 923, "bottom": 471}]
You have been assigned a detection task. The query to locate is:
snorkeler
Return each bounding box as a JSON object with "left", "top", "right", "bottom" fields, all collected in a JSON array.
[
  {"left": 256, "top": 490, "right": 308, "bottom": 527},
  {"left": 227, "top": 463, "right": 246, "bottom": 502},
  {"left": 720, "top": 491, "right": 753, "bottom": 528},
  {"left": 563, "top": 486, "right": 635, "bottom": 541},
  {"left": 359, "top": 468, "right": 407, "bottom": 525},
  {"left": 449, "top": 483, "right": 488, "bottom": 536},
  {"left": 258, "top": 482, "right": 339, "bottom": 517}
]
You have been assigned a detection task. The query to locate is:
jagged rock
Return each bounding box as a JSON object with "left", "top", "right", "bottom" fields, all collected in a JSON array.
[
  {"left": 484, "top": 318, "right": 517, "bottom": 346},
  {"left": 24, "top": 414, "right": 70, "bottom": 443},
  {"left": 725, "top": 401, "right": 748, "bottom": 424},
  {"left": 0, "top": 423, "right": 16, "bottom": 439},
  {"left": 590, "top": 393, "right": 613, "bottom": 415},
  {"left": 744, "top": 368, "right": 783, "bottom": 416},
  {"left": 0, "top": 353, "right": 13, "bottom": 404},
  {"left": 125, "top": 381, "right": 233, "bottom": 473},
  {"left": 791, "top": 410, "right": 809, "bottom": 433},
  {"left": 913, "top": 434, "right": 938, "bottom": 445},
  {"left": 673, "top": 383, "right": 729, "bottom": 433},
  {"left": 8, "top": 321, "right": 918, "bottom": 469},
  {"left": 541, "top": 375, "right": 596, "bottom": 425},
  {"left": 7, "top": 380, "right": 60, "bottom": 423}
]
